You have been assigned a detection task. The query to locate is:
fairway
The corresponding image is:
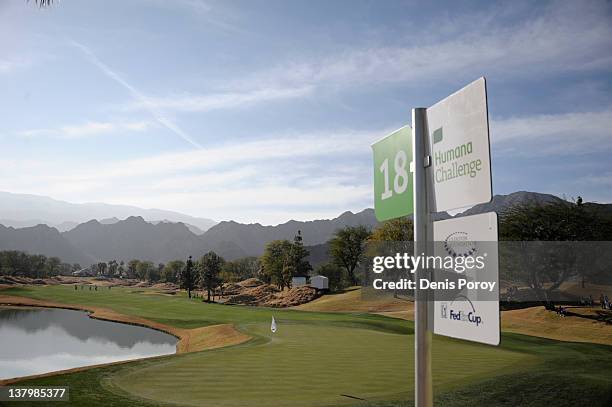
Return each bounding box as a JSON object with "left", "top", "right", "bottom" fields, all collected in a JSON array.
[{"left": 1, "top": 285, "right": 611, "bottom": 406}]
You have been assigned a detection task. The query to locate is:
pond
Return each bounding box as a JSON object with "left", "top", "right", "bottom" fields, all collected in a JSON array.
[{"left": 0, "top": 307, "right": 177, "bottom": 380}]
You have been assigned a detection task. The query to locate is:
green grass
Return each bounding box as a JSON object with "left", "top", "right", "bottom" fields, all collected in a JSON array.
[
  {"left": 2, "top": 286, "right": 410, "bottom": 333},
  {"left": 2, "top": 286, "right": 611, "bottom": 407}
]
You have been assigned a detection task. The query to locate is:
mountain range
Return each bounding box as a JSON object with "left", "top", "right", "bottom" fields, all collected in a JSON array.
[
  {"left": 0, "top": 191, "right": 216, "bottom": 233},
  {"left": 0, "top": 191, "right": 605, "bottom": 266}
]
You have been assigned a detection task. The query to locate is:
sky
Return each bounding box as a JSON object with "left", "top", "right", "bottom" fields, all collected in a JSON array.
[{"left": 0, "top": 0, "right": 611, "bottom": 225}]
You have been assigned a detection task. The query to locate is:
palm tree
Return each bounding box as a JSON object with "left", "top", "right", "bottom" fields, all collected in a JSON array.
[{"left": 31, "top": 0, "right": 54, "bottom": 7}]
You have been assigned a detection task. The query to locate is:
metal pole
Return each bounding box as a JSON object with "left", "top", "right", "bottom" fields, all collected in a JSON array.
[{"left": 412, "top": 107, "right": 433, "bottom": 407}]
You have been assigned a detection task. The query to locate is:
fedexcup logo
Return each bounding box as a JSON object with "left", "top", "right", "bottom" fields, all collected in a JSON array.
[
  {"left": 444, "top": 231, "right": 477, "bottom": 257},
  {"left": 440, "top": 296, "right": 483, "bottom": 327}
]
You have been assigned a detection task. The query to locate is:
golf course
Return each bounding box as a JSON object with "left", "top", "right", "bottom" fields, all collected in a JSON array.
[{"left": 1, "top": 285, "right": 610, "bottom": 406}]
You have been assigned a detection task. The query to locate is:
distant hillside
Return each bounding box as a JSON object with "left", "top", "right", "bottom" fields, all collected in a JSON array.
[
  {"left": 305, "top": 243, "right": 330, "bottom": 269},
  {"left": 0, "top": 224, "right": 93, "bottom": 265},
  {"left": 0, "top": 191, "right": 217, "bottom": 232},
  {"left": 63, "top": 217, "right": 203, "bottom": 264},
  {"left": 1, "top": 191, "right": 609, "bottom": 266},
  {"left": 200, "top": 209, "right": 380, "bottom": 258},
  {"left": 457, "top": 191, "right": 564, "bottom": 217},
  {"left": 151, "top": 220, "right": 206, "bottom": 235}
]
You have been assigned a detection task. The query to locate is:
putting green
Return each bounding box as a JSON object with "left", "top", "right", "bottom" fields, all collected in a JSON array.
[{"left": 108, "top": 322, "right": 530, "bottom": 406}]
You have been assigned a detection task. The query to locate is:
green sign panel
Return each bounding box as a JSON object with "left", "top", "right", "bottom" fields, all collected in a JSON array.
[{"left": 371, "top": 125, "right": 413, "bottom": 221}]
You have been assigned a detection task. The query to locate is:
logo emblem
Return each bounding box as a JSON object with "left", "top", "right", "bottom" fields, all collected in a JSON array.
[{"left": 444, "top": 231, "right": 477, "bottom": 257}]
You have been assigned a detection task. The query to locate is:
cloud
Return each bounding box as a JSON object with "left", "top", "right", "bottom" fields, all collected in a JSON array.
[
  {"left": 490, "top": 108, "right": 612, "bottom": 155},
  {"left": 224, "top": 1, "right": 612, "bottom": 93},
  {"left": 577, "top": 172, "right": 612, "bottom": 187},
  {"left": 125, "top": 86, "right": 313, "bottom": 113},
  {"left": 0, "top": 60, "right": 16, "bottom": 74},
  {"left": 147, "top": 0, "right": 211, "bottom": 14},
  {"left": 114, "top": 3, "right": 612, "bottom": 118},
  {"left": 0, "top": 128, "right": 382, "bottom": 224},
  {"left": 19, "top": 120, "right": 155, "bottom": 139},
  {"left": 39, "top": 128, "right": 381, "bottom": 182},
  {"left": 4, "top": 105, "right": 612, "bottom": 222},
  {"left": 69, "top": 40, "right": 202, "bottom": 149},
  {"left": 0, "top": 56, "right": 33, "bottom": 74},
  {"left": 135, "top": 0, "right": 247, "bottom": 35}
]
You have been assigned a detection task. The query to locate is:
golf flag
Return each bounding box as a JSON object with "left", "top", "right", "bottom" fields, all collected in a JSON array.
[{"left": 271, "top": 316, "right": 277, "bottom": 333}]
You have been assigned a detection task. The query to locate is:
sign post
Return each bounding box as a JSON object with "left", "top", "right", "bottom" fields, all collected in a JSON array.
[
  {"left": 412, "top": 108, "right": 433, "bottom": 407},
  {"left": 372, "top": 77, "right": 495, "bottom": 407}
]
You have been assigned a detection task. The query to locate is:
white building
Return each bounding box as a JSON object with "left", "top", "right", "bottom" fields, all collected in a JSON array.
[
  {"left": 310, "top": 275, "right": 329, "bottom": 290},
  {"left": 291, "top": 276, "right": 307, "bottom": 287}
]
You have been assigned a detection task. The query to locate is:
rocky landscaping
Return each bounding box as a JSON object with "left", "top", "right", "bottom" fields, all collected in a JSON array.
[{"left": 221, "top": 278, "right": 319, "bottom": 307}]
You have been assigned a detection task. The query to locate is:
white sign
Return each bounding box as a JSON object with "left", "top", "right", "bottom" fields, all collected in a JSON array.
[
  {"left": 426, "top": 78, "right": 492, "bottom": 212},
  {"left": 432, "top": 212, "right": 499, "bottom": 346}
]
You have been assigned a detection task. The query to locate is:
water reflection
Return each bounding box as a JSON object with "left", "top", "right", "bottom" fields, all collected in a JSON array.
[{"left": 0, "top": 307, "right": 177, "bottom": 380}]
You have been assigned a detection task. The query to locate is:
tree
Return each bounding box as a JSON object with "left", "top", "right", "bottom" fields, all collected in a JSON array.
[
  {"left": 260, "top": 240, "right": 294, "bottom": 289},
  {"left": 181, "top": 256, "right": 196, "bottom": 298},
  {"left": 162, "top": 260, "right": 184, "bottom": 283},
  {"left": 31, "top": 254, "right": 47, "bottom": 279},
  {"left": 118, "top": 261, "right": 126, "bottom": 278},
  {"left": 127, "top": 260, "right": 140, "bottom": 279},
  {"left": 289, "top": 230, "right": 312, "bottom": 278},
  {"left": 152, "top": 263, "right": 164, "bottom": 282},
  {"left": 96, "top": 262, "right": 108, "bottom": 277},
  {"left": 108, "top": 260, "right": 119, "bottom": 277},
  {"left": 59, "top": 262, "right": 72, "bottom": 275},
  {"left": 32, "top": 0, "right": 54, "bottom": 6},
  {"left": 259, "top": 232, "right": 312, "bottom": 290},
  {"left": 45, "top": 257, "right": 61, "bottom": 277},
  {"left": 282, "top": 264, "right": 296, "bottom": 288},
  {"left": 0, "top": 251, "right": 72, "bottom": 278},
  {"left": 0, "top": 250, "right": 33, "bottom": 277},
  {"left": 136, "top": 261, "right": 155, "bottom": 281},
  {"left": 221, "top": 257, "right": 259, "bottom": 283},
  {"left": 369, "top": 218, "right": 413, "bottom": 241},
  {"left": 314, "top": 262, "right": 346, "bottom": 292},
  {"left": 198, "top": 252, "right": 224, "bottom": 302},
  {"left": 367, "top": 218, "right": 414, "bottom": 289},
  {"left": 500, "top": 198, "right": 612, "bottom": 307},
  {"left": 501, "top": 198, "right": 603, "bottom": 241},
  {"left": 328, "top": 225, "right": 371, "bottom": 285}
]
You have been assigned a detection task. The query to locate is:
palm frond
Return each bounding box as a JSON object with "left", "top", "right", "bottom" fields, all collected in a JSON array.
[{"left": 30, "top": 0, "right": 55, "bottom": 7}]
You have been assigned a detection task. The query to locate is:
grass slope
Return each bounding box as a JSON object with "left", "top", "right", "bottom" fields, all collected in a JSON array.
[
  {"left": 300, "top": 288, "right": 612, "bottom": 345},
  {"left": 1, "top": 286, "right": 611, "bottom": 406}
]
